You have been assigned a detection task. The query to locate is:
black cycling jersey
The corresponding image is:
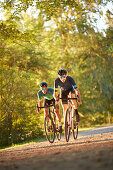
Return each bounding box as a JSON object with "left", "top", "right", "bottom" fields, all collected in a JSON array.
[{"left": 54, "top": 76, "right": 77, "bottom": 92}]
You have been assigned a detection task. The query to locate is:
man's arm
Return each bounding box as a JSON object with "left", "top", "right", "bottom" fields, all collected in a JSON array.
[
  {"left": 37, "top": 91, "right": 43, "bottom": 113},
  {"left": 70, "top": 76, "right": 82, "bottom": 104},
  {"left": 54, "top": 91, "right": 59, "bottom": 105},
  {"left": 75, "top": 88, "right": 82, "bottom": 105},
  {"left": 54, "top": 79, "right": 59, "bottom": 104},
  {"left": 39, "top": 100, "right": 42, "bottom": 107},
  {"left": 37, "top": 100, "right": 42, "bottom": 114}
]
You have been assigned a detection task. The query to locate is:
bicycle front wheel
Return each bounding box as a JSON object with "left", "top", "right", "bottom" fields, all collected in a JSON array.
[
  {"left": 72, "top": 114, "right": 78, "bottom": 140},
  {"left": 65, "top": 108, "right": 71, "bottom": 142},
  {"left": 44, "top": 115, "right": 55, "bottom": 143},
  {"left": 54, "top": 113, "right": 62, "bottom": 141}
]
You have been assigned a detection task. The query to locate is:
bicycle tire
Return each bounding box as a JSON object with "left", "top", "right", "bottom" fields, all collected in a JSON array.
[
  {"left": 52, "top": 110, "right": 61, "bottom": 141},
  {"left": 44, "top": 115, "right": 55, "bottom": 143},
  {"left": 72, "top": 114, "right": 78, "bottom": 140},
  {"left": 65, "top": 108, "right": 71, "bottom": 142},
  {"left": 56, "top": 130, "right": 61, "bottom": 141}
]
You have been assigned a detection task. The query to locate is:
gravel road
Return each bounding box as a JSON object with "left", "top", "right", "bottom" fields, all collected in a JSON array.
[
  {"left": 0, "top": 125, "right": 113, "bottom": 170},
  {"left": 78, "top": 125, "right": 113, "bottom": 137}
]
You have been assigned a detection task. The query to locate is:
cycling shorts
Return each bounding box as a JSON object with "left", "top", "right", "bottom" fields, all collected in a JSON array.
[
  {"left": 44, "top": 98, "right": 55, "bottom": 107},
  {"left": 61, "top": 88, "right": 75, "bottom": 104}
]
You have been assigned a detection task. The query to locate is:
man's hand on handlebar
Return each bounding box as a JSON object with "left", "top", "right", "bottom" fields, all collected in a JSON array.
[
  {"left": 77, "top": 96, "right": 82, "bottom": 105},
  {"left": 37, "top": 108, "right": 41, "bottom": 114},
  {"left": 37, "top": 104, "right": 41, "bottom": 114},
  {"left": 78, "top": 100, "right": 82, "bottom": 105}
]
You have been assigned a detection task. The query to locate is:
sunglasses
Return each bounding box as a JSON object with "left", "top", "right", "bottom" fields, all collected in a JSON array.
[
  {"left": 60, "top": 75, "right": 66, "bottom": 78},
  {"left": 42, "top": 87, "right": 47, "bottom": 90}
]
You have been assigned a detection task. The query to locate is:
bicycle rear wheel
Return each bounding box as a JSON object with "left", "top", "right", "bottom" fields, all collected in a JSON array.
[
  {"left": 44, "top": 115, "right": 55, "bottom": 143},
  {"left": 72, "top": 114, "right": 78, "bottom": 139},
  {"left": 65, "top": 108, "right": 71, "bottom": 142}
]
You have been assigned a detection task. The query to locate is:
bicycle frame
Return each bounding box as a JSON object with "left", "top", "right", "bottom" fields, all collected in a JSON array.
[
  {"left": 37, "top": 104, "right": 61, "bottom": 143},
  {"left": 57, "top": 96, "right": 78, "bottom": 141}
]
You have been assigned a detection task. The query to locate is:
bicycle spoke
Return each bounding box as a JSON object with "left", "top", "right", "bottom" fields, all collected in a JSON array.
[
  {"left": 65, "top": 108, "right": 71, "bottom": 142},
  {"left": 72, "top": 113, "right": 78, "bottom": 140},
  {"left": 44, "top": 116, "right": 55, "bottom": 143}
]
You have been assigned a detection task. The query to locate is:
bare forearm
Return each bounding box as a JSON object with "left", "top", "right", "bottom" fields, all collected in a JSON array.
[
  {"left": 75, "top": 88, "right": 81, "bottom": 101},
  {"left": 39, "top": 100, "right": 42, "bottom": 107}
]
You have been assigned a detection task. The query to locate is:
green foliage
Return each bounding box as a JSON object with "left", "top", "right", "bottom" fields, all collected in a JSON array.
[{"left": 0, "top": 67, "right": 43, "bottom": 146}]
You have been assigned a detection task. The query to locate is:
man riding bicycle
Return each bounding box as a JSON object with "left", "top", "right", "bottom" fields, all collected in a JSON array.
[
  {"left": 37, "top": 82, "right": 62, "bottom": 132},
  {"left": 54, "top": 69, "right": 82, "bottom": 122}
]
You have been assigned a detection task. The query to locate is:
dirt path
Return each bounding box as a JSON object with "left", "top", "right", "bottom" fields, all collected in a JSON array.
[{"left": 0, "top": 125, "right": 113, "bottom": 170}]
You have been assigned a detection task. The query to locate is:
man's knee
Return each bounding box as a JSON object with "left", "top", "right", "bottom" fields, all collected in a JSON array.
[{"left": 73, "top": 105, "right": 77, "bottom": 110}]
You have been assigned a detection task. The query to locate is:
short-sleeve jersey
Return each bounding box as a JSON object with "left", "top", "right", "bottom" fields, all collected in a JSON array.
[
  {"left": 54, "top": 76, "right": 77, "bottom": 91},
  {"left": 37, "top": 87, "right": 54, "bottom": 100}
]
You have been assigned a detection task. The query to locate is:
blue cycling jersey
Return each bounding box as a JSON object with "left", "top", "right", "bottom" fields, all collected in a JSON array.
[{"left": 38, "top": 87, "right": 54, "bottom": 100}]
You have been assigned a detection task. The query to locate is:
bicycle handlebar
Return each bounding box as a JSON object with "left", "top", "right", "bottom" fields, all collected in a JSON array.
[
  {"left": 37, "top": 104, "right": 54, "bottom": 110},
  {"left": 59, "top": 97, "right": 77, "bottom": 100},
  {"left": 37, "top": 96, "right": 79, "bottom": 111},
  {"left": 56, "top": 94, "right": 78, "bottom": 100}
]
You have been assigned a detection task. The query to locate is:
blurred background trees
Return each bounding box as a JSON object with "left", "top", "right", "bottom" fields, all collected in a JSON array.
[{"left": 0, "top": 0, "right": 113, "bottom": 146}]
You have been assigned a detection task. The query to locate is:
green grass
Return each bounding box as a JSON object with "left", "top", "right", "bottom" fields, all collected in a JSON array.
[{"left": 0, "top": 136, "right": 46, "bottom": 151}]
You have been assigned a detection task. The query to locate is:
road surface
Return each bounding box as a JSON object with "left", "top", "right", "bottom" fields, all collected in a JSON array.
[{"left": 0, "top": 125, "right": 113, "bottom": 170}]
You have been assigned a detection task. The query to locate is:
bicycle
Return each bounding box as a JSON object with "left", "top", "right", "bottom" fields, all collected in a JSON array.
[
  {"left": 57, "top": 96, "right": 79, "bottom": 142},
  {"left": 37, "top": 104, "right": 61, "bottom": 143}
]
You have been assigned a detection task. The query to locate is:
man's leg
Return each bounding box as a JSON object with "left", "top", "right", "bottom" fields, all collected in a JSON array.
[
  {"left": 44, "top": 99, "right": 48, "bottom": 118},
  {"left": 62, "top": 103, "right": 68, "bottom": 129},
  {"left": 62, "top": 104, "right": 68, "bottom": 117},
  {"left": 55, "top": 104, "right": 62, "bottom": 132},
  {"left": 55, "top": 104, "right": 61, "bottom": 123},
  {"left": 71, "top": 93, "right": 80, "bottom": 122},
  {"left": 61, "top": 90, "right": 69, "bottom": 128},
  {"left": 44, "top": 108, "right": 48, "bottom": 117},
  {"left": 71, "top": 93, "right": 77, "bottom": 109}
]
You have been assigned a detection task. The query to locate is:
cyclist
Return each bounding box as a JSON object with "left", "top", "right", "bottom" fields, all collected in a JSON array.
[
  {"left": 54, "top": 69, "right": 82, "bottom": 122},
  {"left": 37, "top": 82, "right": 62, "bottom": 132}
]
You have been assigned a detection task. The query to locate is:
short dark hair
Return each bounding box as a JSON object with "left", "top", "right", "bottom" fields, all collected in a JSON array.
[
  {"left": 40, "top": 82, "right": 47, "bottom": 87},
  {"left": 57, "top": 69, "right": 67, "bottom": 76}
]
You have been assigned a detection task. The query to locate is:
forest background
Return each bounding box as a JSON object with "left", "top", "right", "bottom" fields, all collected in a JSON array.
[{"left": 0, "top": 0, "right": 113, "bottom": 147}]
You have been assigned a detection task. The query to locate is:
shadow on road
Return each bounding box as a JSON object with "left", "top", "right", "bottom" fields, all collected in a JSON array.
[
  {"left": 38, "top": 138, "right": 113, "bottom": 149},
  {"left": 6, "top": 136, "right": 113, "bottom": 153}
]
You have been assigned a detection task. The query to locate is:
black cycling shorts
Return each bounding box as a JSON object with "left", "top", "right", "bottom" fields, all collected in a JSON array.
[
  {"left": 61, "top": 88, "right": 75, "bottom": 104},
  {"left": 44, "top": 98, "right": 55, "bottom": 107}
]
